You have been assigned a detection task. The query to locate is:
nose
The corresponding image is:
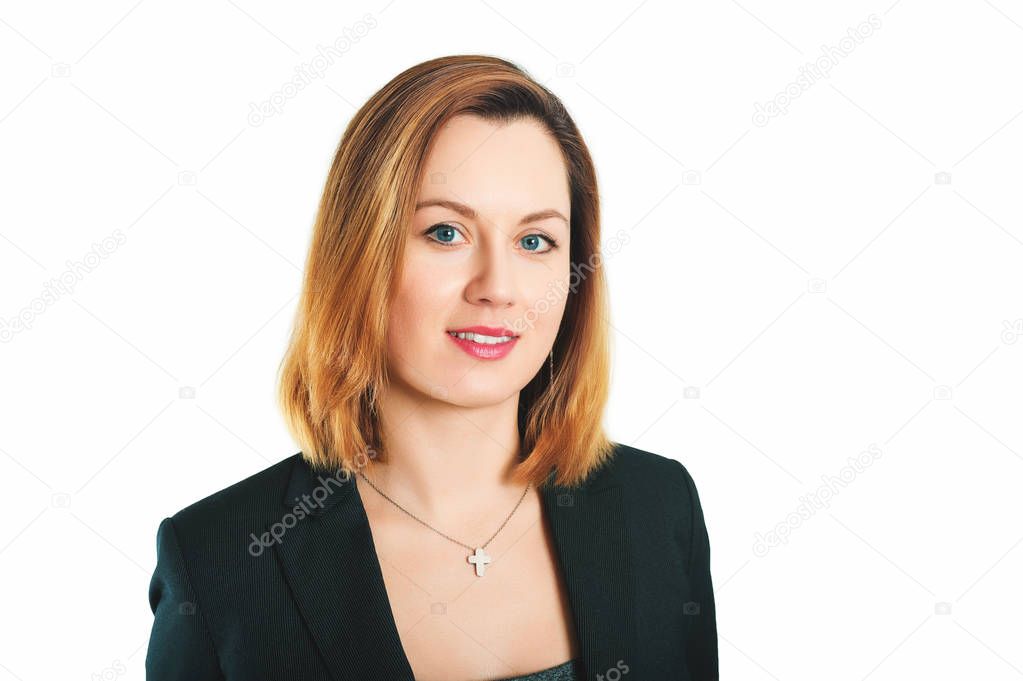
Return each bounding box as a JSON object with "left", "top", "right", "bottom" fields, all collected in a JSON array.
[{"left": 464, "top": 233, "right": 516, "bottom": 308}]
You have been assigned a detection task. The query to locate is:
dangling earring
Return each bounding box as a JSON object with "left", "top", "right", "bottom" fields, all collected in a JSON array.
[{"left": 548, "top": 349, "right": 554, "bottom": 383}]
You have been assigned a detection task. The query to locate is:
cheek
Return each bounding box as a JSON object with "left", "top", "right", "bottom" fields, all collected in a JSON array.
[
  {"left": 389, "top": 284, "right": 430, "bottom": 342},
  {"left": 388, "top": 255, "right": 454, "bottom": 339},
  {"left": 522, "top": 264, "right": 570, "bottom": 331}
]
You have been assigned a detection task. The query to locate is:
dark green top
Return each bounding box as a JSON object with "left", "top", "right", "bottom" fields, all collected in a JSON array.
[{"left": 492, "top": 658, "right": 582, "bottom": 681}]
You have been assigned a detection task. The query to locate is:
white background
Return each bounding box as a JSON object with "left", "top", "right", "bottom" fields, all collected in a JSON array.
[{"left": 2, "top": 0, "right": 1022, "bottom": 679}]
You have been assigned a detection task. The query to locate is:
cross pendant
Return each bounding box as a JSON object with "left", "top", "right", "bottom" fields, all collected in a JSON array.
[{"left": 467, "top": 546, "right": 492, "bottom": 577}]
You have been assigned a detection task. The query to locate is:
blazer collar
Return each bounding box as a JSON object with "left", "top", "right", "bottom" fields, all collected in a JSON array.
[{"left": 275, "top": 454, "right": 635, "bottom": 681}]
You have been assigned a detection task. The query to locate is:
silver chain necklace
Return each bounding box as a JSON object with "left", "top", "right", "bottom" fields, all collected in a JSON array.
[{"left": 356, "top": 470, "right": 531, "bottom": 577}]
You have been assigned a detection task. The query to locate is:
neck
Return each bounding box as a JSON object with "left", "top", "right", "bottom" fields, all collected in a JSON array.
[{"left": 361, "top": 381, "right": 530, "bottom": 523}]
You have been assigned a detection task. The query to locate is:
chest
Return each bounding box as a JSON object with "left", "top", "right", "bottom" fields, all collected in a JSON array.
[{"left": 362, "top": 490, "right": 581, "bottom": 681}]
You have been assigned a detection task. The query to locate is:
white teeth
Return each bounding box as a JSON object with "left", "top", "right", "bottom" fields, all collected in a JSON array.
[{"left": 448, "top": 331, "right": 515, "bottom": 344}]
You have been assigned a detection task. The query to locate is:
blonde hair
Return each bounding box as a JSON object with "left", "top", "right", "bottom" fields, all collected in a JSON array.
[{"left": 277, "top": 54, "right": 615, "bottom": 489}]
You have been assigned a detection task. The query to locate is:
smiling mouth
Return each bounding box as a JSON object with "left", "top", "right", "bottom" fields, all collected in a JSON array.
[
  {"left": 446, "top": 330, "right": 518, "bottom": 345},
  {"left": 445, "top": 330, "right": 520, "bottom": 360}
]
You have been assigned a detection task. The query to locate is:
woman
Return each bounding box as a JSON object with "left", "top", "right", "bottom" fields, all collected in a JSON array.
[{"left": 145, "top": 54, "right": 718, "bottom": 681}]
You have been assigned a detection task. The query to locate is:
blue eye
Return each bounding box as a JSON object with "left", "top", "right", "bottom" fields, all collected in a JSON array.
[
  {"left": 423, "top": 223, "right": 558, "bottom": 253},
  {"left": 424, "top": 224, "right": 466, "bottom": 246},
  {"left": 521, "top": 234, "right": 557, "bottom": 253}
]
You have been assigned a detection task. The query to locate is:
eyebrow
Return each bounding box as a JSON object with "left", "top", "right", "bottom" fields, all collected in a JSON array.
[{"left": 415, "top": 198, "right": 568, "bottom": 226}]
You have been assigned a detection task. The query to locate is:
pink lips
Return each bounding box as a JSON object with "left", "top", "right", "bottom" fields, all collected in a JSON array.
[{"left": 447, "top": 326, "right": 519, "bottom": 360}]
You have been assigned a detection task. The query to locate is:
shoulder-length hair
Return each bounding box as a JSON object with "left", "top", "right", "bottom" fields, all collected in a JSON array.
[{"left": 277, "top": 54, "right": 615, "bottom": 490}]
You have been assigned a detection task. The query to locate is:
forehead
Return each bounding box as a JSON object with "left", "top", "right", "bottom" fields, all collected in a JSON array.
[{"left": 418, "top": 115, "right": 570, "bottom": 215}]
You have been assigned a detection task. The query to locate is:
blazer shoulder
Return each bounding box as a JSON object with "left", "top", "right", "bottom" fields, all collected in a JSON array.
[
  {"left": 599, "top": 443, "right": 707, "bottom": 528},
  {"left": 599, "top": 441, "right": 693, "bottom": 491},
  {"left": 166, "top": 452, "right": 303, "bottom": 540},
  {"left": 605, "top": 444, "right": 711, "bottom": 563}
]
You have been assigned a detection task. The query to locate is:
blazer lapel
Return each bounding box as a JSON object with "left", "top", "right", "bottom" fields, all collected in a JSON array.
[
  {"left": 540, "top": 472, "right": 637, "bottom": 680},
  {"left": 274, "top": 456, "right": 636, "bottom": 681},
  {"left": 274, "top": 459, "right": 415, "bottom": 680}
]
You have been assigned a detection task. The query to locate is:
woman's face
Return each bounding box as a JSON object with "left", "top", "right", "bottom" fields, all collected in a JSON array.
[{"left": 386, "top": 114, "right": 572, "bottom": 407}]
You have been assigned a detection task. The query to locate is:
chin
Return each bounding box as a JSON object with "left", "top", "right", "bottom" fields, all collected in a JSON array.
[{"left": 435, "top": 380, "right": 520, "bottom": 408}]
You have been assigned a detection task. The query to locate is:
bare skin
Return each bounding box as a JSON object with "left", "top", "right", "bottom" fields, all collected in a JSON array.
[
  {"left": 355, "top": 476, "right": 580, "bottom": 679},
  {"left": 356, "top": 113, "right": 579, "bottom": 679}
]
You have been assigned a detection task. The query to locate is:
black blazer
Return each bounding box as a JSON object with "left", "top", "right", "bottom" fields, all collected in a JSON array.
[{"left": 145, "top": 443, "right": 719, "bottom": 680}]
